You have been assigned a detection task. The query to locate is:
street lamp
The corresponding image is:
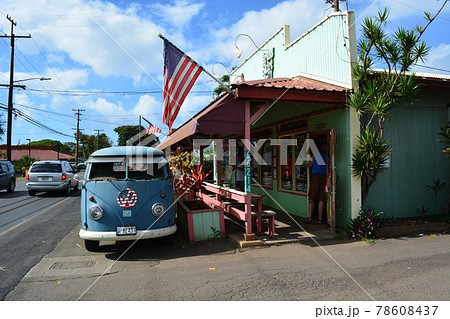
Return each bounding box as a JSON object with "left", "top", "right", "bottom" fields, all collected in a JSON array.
[
  {"left": 212, "top": 62, "right": 231, "bottom": 78},
  {"left": 234, "top": 33, "right": 259, "bottom": 59},
  {"left": 13, "top": 77, "right": 51, "bottom": 84},
  {"left": 1, "top": 76, "right": 51, "bottom": 161}
]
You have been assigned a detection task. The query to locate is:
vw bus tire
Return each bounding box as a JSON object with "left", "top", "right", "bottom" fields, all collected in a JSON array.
[
  {"left": 84, "top": 240, "right": 99, "bottom": 252},
  {"left": 7, "top": 179, "right": 15, "bottom": 193},
  {"left": 29, "top": 190, "right": 36, "bottom": 196}
]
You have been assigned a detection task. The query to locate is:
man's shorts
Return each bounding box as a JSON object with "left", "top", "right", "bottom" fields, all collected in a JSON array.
[{"left": 308, "top": 174, "right": 327, "bottom": 202}]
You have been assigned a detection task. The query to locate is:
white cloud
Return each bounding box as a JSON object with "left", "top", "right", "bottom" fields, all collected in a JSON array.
[
  {"left": 87, "top": 97, "right": 125, "bottom": 115},
  {"left": 193, "top": 0, "right": 325, "bottom": 64},
  {"left": 1, "top": 0, "right": 164, "bottom": 80},
  {"left": 152, "top": 0, "right": 205, "bottom": 29},
  {"left": 422, "top": 43, "right": 450, "bottom": 71},
  {"left": 130, "top": 95, "right": 161, "bottom": 118}
]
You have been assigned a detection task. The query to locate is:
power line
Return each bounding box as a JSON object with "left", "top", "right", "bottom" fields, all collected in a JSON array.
[{"left": 0, "top": 105, "right": 73, "bottom": 138}]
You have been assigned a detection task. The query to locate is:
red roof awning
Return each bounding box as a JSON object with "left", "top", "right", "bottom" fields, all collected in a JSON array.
[{"left": 158, "top": 94, "right": 245, "bottom": 150}]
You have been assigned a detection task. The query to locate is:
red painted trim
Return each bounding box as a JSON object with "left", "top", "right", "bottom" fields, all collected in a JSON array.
[
  {"left": 236, "top": 86, "right": 348, "bottom": 104},
  {"left": 250, "top": 101, "right": 272, "bottom": 124}
]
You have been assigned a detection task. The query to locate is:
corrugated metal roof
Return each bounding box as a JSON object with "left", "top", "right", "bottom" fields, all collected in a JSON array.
[
  {"left": 371, "top": 68, "right": 450, "bottom": 82},
  {"left": 233, "top": 76, "right": 349, "bottom": 92}
]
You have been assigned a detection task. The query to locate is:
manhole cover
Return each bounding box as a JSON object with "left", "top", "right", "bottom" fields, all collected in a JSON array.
[{"left": 50, "top": 261, "right": 96, "bottom": 269}]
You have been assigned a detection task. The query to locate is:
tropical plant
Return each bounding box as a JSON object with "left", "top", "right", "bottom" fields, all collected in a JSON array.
[
  {"left": 212, "top": 74, "right": 230, "bottom": 98},
  {"left": 351, "top": 127, "right": 389, "bottom": 201},
  {"left": 416, "top": 205, "right": 430, "bottom": 220},
  {"left": 348, "top": 4, "right": 448, "bottom": 204},
  {"left": 13, "top": 155, "right": 36, "bottom": 176},
  {"left": 427, "top": 178, "right": 447, "bottom": 214},
  {"left": 349, "top": 207, "right": 384, "bottom": 240},
  {"left": 168, "top": 150, "right": 212, "bottom": 201}
]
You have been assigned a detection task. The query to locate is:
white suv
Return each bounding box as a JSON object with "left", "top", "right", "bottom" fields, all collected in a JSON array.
[{"left": 26, "top": 160, "right": 78, "bottom": 196}]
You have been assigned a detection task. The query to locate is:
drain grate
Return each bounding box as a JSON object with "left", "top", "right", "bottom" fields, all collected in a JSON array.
[{"left": 50, "top": 261, "right": 96, "bottom": 269}]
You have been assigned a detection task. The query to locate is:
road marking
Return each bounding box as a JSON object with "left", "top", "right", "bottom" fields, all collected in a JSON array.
[{"left": 0, "top": 196, "right": 73, "bottom": 237}]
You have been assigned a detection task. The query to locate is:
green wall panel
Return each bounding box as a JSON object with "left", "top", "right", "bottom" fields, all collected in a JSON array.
[{"left": 366, "top": 86, "right": 450, "bottom": 219}]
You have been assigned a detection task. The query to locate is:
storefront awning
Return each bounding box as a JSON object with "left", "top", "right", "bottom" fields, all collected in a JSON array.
[{"left": 158, "top": 93, "right": 245, "bottom": 150}]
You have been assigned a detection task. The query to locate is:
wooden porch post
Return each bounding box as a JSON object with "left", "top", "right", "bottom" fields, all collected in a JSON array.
[
  {"left": 244, "top": 100, "right": 253, "bottom": 235},
  {"left": 215, "top": 134, "right": 222, "bottom": 202}
]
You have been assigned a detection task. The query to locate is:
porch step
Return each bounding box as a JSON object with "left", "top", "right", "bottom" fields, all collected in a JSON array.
[{"left": 251, "top": 210, "right": 276, "bottom": 217}]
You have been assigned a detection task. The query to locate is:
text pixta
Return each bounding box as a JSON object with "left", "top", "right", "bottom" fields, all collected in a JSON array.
[{"left": 316, "top": 306, "right": 359, "bottom": 317}]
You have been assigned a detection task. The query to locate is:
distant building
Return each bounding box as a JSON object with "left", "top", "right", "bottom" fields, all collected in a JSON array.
[{"left": 0, "top": 145, "right": 72, "bottom": 161}]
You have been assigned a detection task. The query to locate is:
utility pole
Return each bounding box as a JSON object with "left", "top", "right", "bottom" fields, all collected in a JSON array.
[
  {"left": 94, "top": 129, "right": 104, "bottom": 150},
  {"left": 0, "top": 15, "right": 31, "bottom": 161},
  {"left": 73, "top": 109, "right": 85, "bottom": 165},
  {"left": 334, "top": 0, "right": 339, "bottom": 12},
  {"left": 26, "top": 138, "right": 31, "bottom": 157}
]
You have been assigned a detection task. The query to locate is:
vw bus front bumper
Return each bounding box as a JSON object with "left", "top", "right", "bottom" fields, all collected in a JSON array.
[{"left": 79, "top": 224, "right": 177, "bottom": 241}]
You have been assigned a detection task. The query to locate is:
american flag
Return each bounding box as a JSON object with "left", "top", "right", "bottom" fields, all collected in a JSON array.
[
  {"left": 145, "top": 123, "right": 162, "bottom": 134},
  {"left": 162, "top": 38, "right": 203, "bottom": 131}
]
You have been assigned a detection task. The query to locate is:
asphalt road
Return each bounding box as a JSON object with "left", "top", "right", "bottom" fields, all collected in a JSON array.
[{"left": 0, "top": 179, "right": 81, "bottom": 300}]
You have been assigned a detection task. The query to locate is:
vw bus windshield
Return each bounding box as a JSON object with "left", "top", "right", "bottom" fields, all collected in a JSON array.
[{"left": 88, "top": 162, "right": 166, "bottom": 181}]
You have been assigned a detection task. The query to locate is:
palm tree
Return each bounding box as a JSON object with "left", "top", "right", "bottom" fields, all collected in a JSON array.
[{"left": 212, "top": 74, "right": 230, "bottom": 98}]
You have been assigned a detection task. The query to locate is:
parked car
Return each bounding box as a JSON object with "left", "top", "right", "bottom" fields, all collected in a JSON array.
[
  {"left": 79, "top": 146, "right": 176, "bottom": 251},
  {"left": 76, "top": 162, "right": 86, "bottom": 171},
  {"left": 0, "top": 160, "right": 16, "bottom": 193},
  {"left": 26, "top": 160, "right": 78, "bottom": 196}
]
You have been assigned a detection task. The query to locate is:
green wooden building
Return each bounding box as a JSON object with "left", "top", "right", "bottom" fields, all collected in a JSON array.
[{"left": 159, "top": 10, "right": 449, "bottom": 232}]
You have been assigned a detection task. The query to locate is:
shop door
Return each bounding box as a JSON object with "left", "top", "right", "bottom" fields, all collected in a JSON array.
[{"left": 327, "top": 129, "right": 337, "bottom": 232}]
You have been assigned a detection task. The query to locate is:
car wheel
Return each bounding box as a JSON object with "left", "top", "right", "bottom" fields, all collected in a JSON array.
[
  {"left": 66, "top": 184, "right": 71, "bottom": 196},
  {"left": 84, "top": 240, "right": 99, "bottom": 252},
  {"left": 73, "top": 181, "right": 79, "bottom": 191},
  {"left": 29, "top": 190, "right": 36, "bottom": 196},
  {"left": 7, "top": 179, "right": 15, "bottom": 193}
]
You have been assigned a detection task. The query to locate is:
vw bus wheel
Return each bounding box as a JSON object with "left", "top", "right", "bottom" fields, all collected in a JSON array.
[
  {"left": 84, "top": 240, "right": 99, "bottom": 252},
  {"left": 29, "top": 190, "right": 36, "bottom": 196}
]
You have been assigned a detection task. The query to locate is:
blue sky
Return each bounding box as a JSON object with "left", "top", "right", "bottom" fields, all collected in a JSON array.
[{"left": 0, "top": 0, "right": 449, "bottom": 147}]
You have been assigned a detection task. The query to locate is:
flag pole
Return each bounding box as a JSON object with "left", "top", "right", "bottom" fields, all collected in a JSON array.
[{"left": 158, "top": 33, "right": 236, "bottom": 97}]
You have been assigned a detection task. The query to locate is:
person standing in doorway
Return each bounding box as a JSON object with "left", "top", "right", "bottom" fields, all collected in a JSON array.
[
  {"left": 233, "top": 153, "right": 244, "bottom": 191},
  {"left": 306, "top": 142, "right": 327, "bottom": 224}
]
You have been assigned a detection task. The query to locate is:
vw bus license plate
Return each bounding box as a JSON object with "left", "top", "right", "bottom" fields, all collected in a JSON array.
[{"left": 116, "top": 226, "right": 137, "bottom": 236}]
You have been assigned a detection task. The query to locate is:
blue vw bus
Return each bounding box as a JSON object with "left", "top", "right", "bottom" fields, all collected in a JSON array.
[{"left": 79, "top": 146, "right": 176, "bottom": 251}]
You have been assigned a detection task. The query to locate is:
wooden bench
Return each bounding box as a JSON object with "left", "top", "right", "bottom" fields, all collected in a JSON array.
[{"left": 251, "top": 210, "right": 276, "bottom": 238}]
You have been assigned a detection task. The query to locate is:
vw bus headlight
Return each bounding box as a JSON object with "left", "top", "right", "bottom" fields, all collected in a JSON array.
[
  {"left": 89, "top": 204, "right": 104, "bottom": 220},
  {"left": 151, "top": 203, "right": 166, "bottom": 217}
]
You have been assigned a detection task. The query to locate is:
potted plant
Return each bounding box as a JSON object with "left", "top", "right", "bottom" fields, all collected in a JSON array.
[{"left": 169, "top": 151, "right": 225, "bottom": 243}]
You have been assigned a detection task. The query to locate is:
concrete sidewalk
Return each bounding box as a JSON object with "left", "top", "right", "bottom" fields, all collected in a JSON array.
[{"left": 225, "top": 207, "right": 336, "bottom": 248}]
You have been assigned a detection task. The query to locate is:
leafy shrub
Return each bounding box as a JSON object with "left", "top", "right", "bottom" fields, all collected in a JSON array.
[{"left": 349, "top": 207, "right": 383, "bottom": 239}]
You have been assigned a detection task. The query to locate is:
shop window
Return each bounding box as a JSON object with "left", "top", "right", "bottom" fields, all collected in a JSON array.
[
  {"left": 295, "top": 133, "right": 308, "bottom": 192},
  {"left": 251, "top": 139, "right": 273, "bottom": 187},
  {"left": 279, "top": 132, "right": 308, "bottom": 193},
  {"left": 280, "top": 136, "right": 293, "bottom": 190}
]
